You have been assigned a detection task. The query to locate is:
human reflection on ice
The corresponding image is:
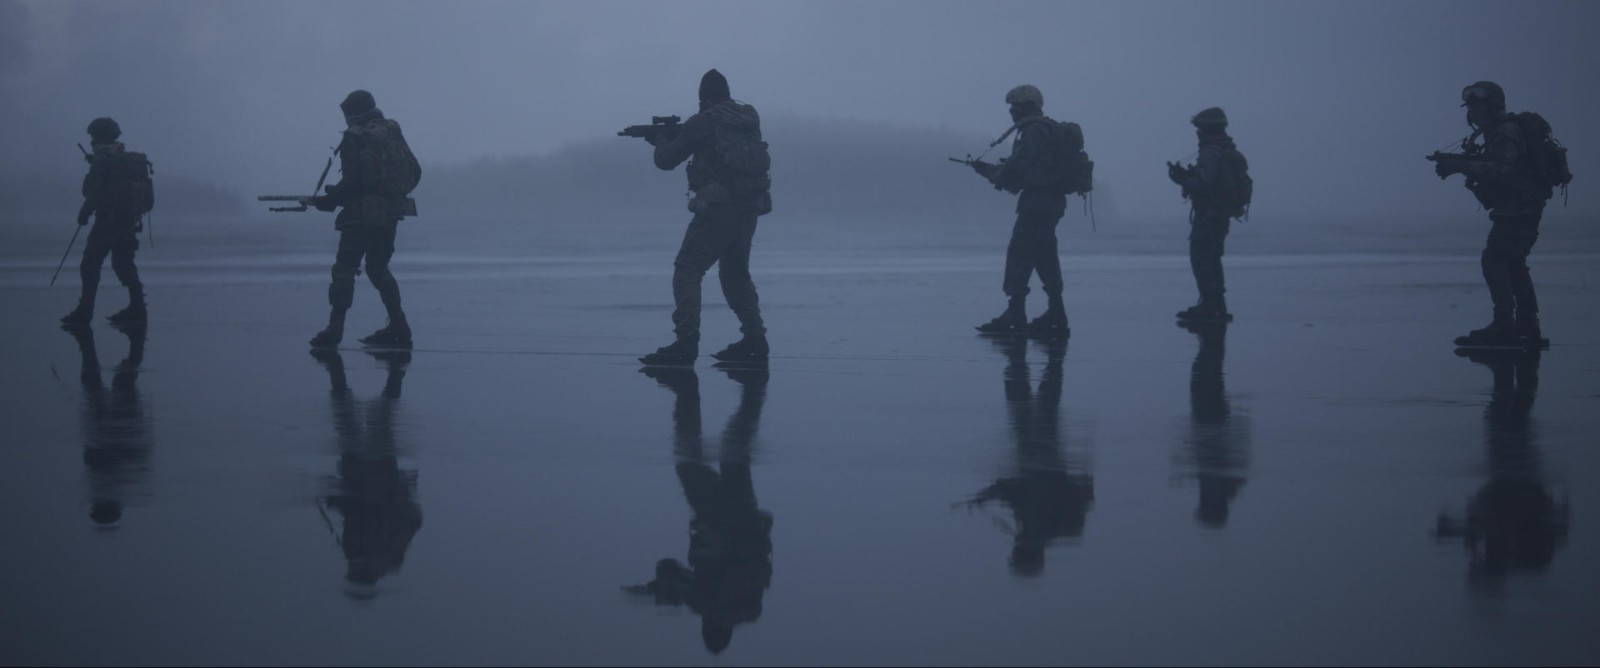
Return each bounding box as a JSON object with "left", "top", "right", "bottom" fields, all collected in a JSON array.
[
  {"left": 963, "top": 335, "right": 1093, "bottom": 578},
  {"left": 1435, "top": 349, "right": 1569, "bottom": 591},
  {"left": 1174, "top": 320, "right": 1250, "bottom": 529},
  {"left": 310, "top": 349, "right": 422, "bottom": 597},
  {"left": 626, "top": 366, "right": 773, "bottom": 655},
  {"left": 66, "top": 324, "right": 151, "bottom": 528}
]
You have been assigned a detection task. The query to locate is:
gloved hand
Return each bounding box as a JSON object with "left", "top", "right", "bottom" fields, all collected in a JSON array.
[
  {"left": 1434, "top": 160, "right": 1459, "bottom": 179},
  {"left": 970, "top": 159, "right": 995, "bottom": 179},
  {"left": 1167, "top": 161, "right": 1189, "bottom": 185},
  {"left": 77, "top": 201, "right": 93, "bottom": 226},
  {"left": 312, "top": 196, "right": 337, "bottom": 212}
]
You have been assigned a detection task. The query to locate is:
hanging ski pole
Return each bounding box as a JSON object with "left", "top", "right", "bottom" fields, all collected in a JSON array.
[{"left": 50, "top": 225, "right": 84, "bottom": 287}]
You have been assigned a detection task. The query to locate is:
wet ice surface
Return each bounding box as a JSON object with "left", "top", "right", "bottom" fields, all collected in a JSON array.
[{"left": 2, "top": 218, "right": 1599, "bottom": 665}]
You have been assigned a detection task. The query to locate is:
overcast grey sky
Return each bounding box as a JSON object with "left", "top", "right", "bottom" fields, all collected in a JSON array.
[{"left": 3, "top": 0, "right": 1597, "bottom": 220}]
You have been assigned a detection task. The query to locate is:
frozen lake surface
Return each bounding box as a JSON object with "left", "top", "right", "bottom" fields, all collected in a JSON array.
[{"left": 2, "top": 216, "right": 1598, "bottom": 665}]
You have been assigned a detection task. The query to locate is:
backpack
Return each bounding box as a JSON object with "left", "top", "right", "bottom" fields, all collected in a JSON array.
[
  {"left": 711, "top": 122, "right": 772, "bottom": 199},
  {"left": 351, "top": 119, "right": 422, "bottom": 198},
  {"left": 1508, "top": 112, "right": 1572, "bottom": 202},
  {"left": 1038, "top": 120, "right": 1093, "bottom": 195},
  {"left": 111, "top": 151, "right": 155, "bottom": 216},
  {"left": 1210, "top": 147, "right": 1252, "bottom": 219},
  {"left": 1057, "top": 121, "right": 1094, "bottom": 196}
]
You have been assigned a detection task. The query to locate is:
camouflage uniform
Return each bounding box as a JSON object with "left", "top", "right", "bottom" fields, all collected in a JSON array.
[
  {"left": 1460, "top": 117, "right": 1545, "bottom": 331},
  {"left": 311, "top": 90, "right": 418, "bottom": 348},
  {"left": 1178, "top": 130, "right": 1239, "bottom": 313},
  {"left": 66, "top": 137, "right": 145, "bottom": 324},
  {"left": 652, "top": 99, "right": 770, "bottom": 348},
  {"left": 984, "top": 116, "right": 1072, "bottom": 303}
]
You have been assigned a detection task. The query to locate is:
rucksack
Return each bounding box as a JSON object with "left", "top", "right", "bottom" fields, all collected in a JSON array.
[
  {"left": 1210, "top": 147, "right": 1252, "bottom": 219},
  {"left": 1508, "top": 112, "right": 1572, "bottom": 202},
  {"left": 1056, "top": 121, "right": 1094, "bottom": 196},
  {"left": 351, "top": 119, "right": 422, "bottom": 198},
  {"left": 111, "top": 151, "right": 155, "bottom": 216},
  {"left": 711, "top": 122, "right": 772, "bottom": 198},
  {"left": 1037, "top": 119, "right": 1093, "bottom": 195}
]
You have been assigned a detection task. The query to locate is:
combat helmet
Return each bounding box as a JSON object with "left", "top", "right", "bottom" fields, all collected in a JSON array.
[
  {"left": 1461, "top": 81, "right": 1505, "bottom": 113},
  {"left": 1005, "top": 85, "right": 1043, "bottom": 109},
  {"left": 86, "top": 117, "right": 121, "bottom": 143},
  {"left": 1190, "top": 107, "right": 1228, "bottom": 129}
]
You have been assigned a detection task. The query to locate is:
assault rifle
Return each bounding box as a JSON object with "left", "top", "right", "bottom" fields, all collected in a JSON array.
[
  {"left": 1424, "top": 151, "right": 1488, "bottom": 179},
  {"left": 259, "top": 148, "right": 339, "bottom": 212},
  {"left": 618, "top": 115, "right": 682, "bottom": 143}
]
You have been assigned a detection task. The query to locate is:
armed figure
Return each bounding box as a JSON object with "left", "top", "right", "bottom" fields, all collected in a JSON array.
[
  {"left": 961, "top": 85, "right": 1090, "bottom": 337},
  {"left": 1433, "top": 81, "right": 1570, "bottom": 349},
  {"left": 295, "top": 90, "right": 423, "bottom": 350},
  {"left": 626, "top": 69, "right": 774, "bottom": 367}
]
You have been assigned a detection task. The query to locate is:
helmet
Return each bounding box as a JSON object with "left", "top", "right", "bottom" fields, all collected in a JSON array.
[
  {"left": 1190, "top": 107, "right": 1228, "bottom": 129},
  {"left": 86, "top": 117, "right": 121, "bottom": 142},
  {"left": 1004, "top": 85, "right": 1043, "bottom": 108},
  {"left": 1461, "top": 81, "right": 1505, "bottom": 111}
]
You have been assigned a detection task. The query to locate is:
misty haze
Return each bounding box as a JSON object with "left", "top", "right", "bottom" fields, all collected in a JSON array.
[{"left": 2, "top": 1, "right": 1598, "bottom": 665}]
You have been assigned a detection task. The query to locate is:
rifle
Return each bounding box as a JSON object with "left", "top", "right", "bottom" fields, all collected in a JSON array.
[
  {"left": 1425, "top": 151, "right": 1491, "bottom": 179},
  {"left": 259, "top": 147, "right": 339, "bottom": 212},
  {"left": 618, "top": 115, "right": 683, "bottom": 143}
]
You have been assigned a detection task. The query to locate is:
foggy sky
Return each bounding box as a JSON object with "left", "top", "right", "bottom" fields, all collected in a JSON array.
[{"left": 3, "top": 0, "right": 1598, "bottom": 221}]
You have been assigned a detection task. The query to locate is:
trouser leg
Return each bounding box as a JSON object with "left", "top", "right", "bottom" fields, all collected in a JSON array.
[
  {"left": 1002, "top": 215, "right": 1036, "bottom": 300},
  {"left": 1482, "top": 215, "right": 1539, "bottom": 322},
  {"left": 1005, "top": 211, "right": 1065, "bottom": 299},
  {"left": 329, "top": 229, "right": 366, "bottom": 318},
  {"left": 1189, "top": 214, "right": 1231, "bottom": 301},
  {"left": 671, "top": 214, "right": 722, "bottom": 343},
  {"left": 364, "top": 222, "right": 404, "bottom": 320},
  {"left": 77, "top": 227, "right": 116, "bottom": 307},
  {"left": 715, "top": 209, "right": 766, "bottom": 337},
  {"left": 1031, "top": 212, "right": 1065, "bottom": 298},
  {"left": 109, "top": 234, "right": 143, "bottom": 304}
]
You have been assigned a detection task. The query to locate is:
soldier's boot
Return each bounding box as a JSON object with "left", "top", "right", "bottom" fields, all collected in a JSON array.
[
  {"left": 1028, "top": 295, "right": 1070, "bottom": 337},
  {"left": 1454, "top": 318, "right": 1519, "bottom": 348},
  {"left": 976, "top": 297, "right": 1028, "bottom": 334},
  {"left": 309, "top": 310, "right": 346, "bottom": 349},
  {"left": 1517, "top": 317, "right": 1548, "bottom": 349},
  {"left": 712, "top": 334, "right": 769, "bottom": 363},
  {"left": 1178, "top": 293, "right": 1232, "bottom": 322},
  {"left": 1175, "top": 301, "right": 1210, "bottom": 320},
  {"left": 60, "top": 301, "right": 93, "bottom": 328},
  {"left": 359, "top": 313, "right": 413, "bottom": 349},
  {"left": 640, "top": 338, "right": 698, "bottom": 366},
  {"left": 106, "top": 287, "right": 147, "bottom": 324}
]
